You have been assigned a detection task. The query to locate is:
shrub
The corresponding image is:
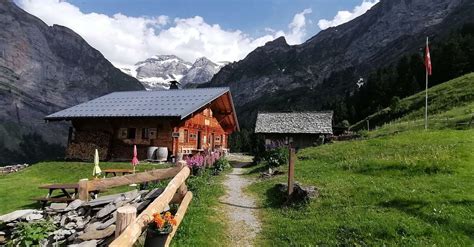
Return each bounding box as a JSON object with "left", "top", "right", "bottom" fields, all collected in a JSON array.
[
  {"left": 212, "top": 157, "right": 230, "bottom": 175},
  {"left": 9, "top": 220, "right": 57, "bottom": 246},
  {"left": 265, "top": 147, "right": 289, "bottom": 169}
]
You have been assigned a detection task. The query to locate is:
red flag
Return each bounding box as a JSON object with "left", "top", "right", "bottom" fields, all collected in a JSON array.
[{"left": 425, "top": 38, "right": 432, "bottom": 76}]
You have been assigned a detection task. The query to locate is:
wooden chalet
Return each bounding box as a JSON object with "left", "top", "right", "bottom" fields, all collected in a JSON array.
[
  {"left": 255, "top": 112, "right": 333, "bottom": 150},
  {"left": 45, "top": 88, "right": 239, "bottom": 161}
]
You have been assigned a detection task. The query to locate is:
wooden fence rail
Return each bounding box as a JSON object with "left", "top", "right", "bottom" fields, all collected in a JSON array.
[{"left": 110, "top": 164, "right": 191, "bottom": 247}]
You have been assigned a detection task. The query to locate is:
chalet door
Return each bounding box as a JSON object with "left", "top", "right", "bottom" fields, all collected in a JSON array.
[
  {"left": 211, "top": 133, "right": 214, "bottom": 150},
  {"left": 197, "top": 131, "right": 202, "bottom": 149}
]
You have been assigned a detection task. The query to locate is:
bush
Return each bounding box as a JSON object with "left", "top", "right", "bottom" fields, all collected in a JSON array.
[
  {"left": 265, "top": 147, "right": 289, "bottom": 169},
  {"left": 212, "top": 157, "right": 230, "bottom": 175},
  {"left": 9, "top": 220, "right": 57, "bottom": 246}
]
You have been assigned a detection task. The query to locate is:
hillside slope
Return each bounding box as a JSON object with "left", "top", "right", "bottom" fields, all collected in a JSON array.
[
  {"left": 0, "top": 1, "right": 145, "bottom": 164},
  {"left": 249, "top": 129, "right": 474, "bottom": 246},
  {"left": 209, "top": 0, "right": 474, "bottom": 127},
  {"left": 351, "top": 73, "right": 474, "bottom": 131}
]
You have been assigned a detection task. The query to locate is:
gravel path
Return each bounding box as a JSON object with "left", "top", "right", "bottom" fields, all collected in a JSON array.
[{"left": 220, "top": 166, "right": 261, "bottom": 246}]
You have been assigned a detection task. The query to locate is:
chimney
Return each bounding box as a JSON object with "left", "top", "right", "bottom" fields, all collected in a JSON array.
[{"left": 169, "top": 80, "right": 180, "bottom": 90}]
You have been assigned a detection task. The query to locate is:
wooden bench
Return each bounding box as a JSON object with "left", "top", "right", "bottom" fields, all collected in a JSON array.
[{"left": 103, "top": 169, "right": 134, "bottom": 177}]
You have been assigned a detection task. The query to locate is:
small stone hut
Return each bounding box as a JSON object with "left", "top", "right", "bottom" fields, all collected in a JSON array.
[
  {"left": 45, "top": 88, "right": 239, "bottom": 161},
  {"left": 255, "top": 112, "right": 333, "bottom": 150}
]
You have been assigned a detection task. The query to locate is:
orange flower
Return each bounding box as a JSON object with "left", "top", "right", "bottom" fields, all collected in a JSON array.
[
  {"left": 155, "top": 216, "right": 165, "bottom": 229},
  {"left": 170, "top": 218, "right": 177, "bottom": 226},
  {"left": 164, "top": 211, "right": 172, "bottom": 220}
]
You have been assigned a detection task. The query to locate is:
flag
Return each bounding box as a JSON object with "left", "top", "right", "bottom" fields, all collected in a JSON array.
[{"left": 425, "top": 38, "right": 432, "bottom": 76}]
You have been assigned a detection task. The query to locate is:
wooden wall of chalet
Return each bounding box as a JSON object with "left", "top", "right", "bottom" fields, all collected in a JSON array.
[
  {"left": 176, "top": 108, "right": 228, "bottom": 155},
  {"left": 65, "top": 107, "right": 230, "bottom": 161}
]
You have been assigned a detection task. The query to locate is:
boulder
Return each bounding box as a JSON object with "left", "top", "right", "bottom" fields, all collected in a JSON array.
[
  {"left": 77, "top": 225, "right": 115, "bottom": 241},
  {"left": 96, "top": 203, "right": 116, "bottom": 219},
  {"left": 65, "top": 199, "right": 84, "bottom": 211},
  {"left": 50, "top": 203, "right": 68, "bottom": 211},
  {"left": 277, "top": 182, "right": 319, "bottom": 204},
  {"left": 69, "top": 240, "right": 98, "bottom": 247},
  {"left": 0, "top": 209, "right": 38, "bottom": 222}
]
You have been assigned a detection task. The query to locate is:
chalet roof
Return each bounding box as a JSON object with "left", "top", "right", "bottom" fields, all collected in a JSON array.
[
  {"left": 254, "top": 112, "right": 333, "bottom": 134},
  {"left": 45, "top": 87, "right": 234, "bottom": 121}
]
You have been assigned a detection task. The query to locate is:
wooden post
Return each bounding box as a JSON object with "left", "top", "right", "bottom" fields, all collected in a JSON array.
[
  {"left": 115, "top": 205, "right": 137, "bottom": 238},
  {"left": 288, "top": 148, "right": 295, "bottom": 196},
  {"left": 78, "top": 178, "right": 89, "bottom": 201}
]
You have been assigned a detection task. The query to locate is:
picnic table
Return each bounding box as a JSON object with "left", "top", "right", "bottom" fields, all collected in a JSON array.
[
  {"left": 35, "top": 183, "right": 102, "bottom": 208},
  {"left": 103, "top": 169, "right": 134, "bottom": 177}
]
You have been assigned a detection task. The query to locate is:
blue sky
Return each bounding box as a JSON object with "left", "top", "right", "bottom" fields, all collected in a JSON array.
[
  {"left": 17, "top": 0, "right": 379, "bottom": 67},
  {"left": 66, "top": 0, "right": 363, "bottom": 37}
]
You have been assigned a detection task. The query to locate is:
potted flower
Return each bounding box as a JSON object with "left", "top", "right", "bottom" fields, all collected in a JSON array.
[{"left": 144, "top": 211, "right": 177, "bottom": 247}]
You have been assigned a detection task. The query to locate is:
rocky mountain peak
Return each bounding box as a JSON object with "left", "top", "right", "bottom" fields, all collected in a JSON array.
[{"left": 0, "top": 0, "right": 144, "bottom": 164}]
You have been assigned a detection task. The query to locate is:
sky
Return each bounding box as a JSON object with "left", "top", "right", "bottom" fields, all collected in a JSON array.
[{"left": 16, "top": 0, "right": 379, "bottom": 68}]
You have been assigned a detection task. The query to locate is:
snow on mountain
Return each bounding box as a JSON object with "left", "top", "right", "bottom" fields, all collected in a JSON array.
[{"left": 121, "top": 55, "right": 222, "bottom": 90}]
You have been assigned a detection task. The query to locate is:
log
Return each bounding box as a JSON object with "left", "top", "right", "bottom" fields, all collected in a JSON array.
[
  {"left": 164, "top": 191, "right": 193, "bottom": 247},
  {"left": 88, "top": 166, "right": 181, "bottom": 191},
  {"left": 109, "top": 166, "right": 190, "bottom": 247},
  {"left": 115, "top": 205, "right": 137, "bottom": 238}
]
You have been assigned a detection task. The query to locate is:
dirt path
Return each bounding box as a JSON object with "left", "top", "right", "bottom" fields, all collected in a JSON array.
[{"left": 220, "top": 155, "right": 261, "bottom": 246}]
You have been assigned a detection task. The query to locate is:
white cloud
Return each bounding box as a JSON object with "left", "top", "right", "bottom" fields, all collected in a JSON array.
[
  {"left": 16, "top": 0, "right": 313, "bottom": 67},
  {"left": 318, "top": 0, "right": 379, "bottom": 30}
]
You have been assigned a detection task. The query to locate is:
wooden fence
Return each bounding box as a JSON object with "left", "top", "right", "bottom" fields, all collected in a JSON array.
[{"left": 77, "top": 161, "right": 192, "bottom": 247}]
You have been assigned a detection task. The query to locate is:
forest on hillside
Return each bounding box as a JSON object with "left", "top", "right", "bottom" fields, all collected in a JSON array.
[{"left": 230, "top": 23, "right": 474, "bottom": 153}]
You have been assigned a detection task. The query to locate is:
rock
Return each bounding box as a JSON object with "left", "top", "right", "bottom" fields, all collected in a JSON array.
[
  {"left": 96, "top": 203, "right": 116, "bottom": 219},
  {"left": 60, "top": 214, "right": 68, "bottom": 226},
  {"left": 50, "top": 203, "right": 68, "bottom": 211},
  {"left": 0, "top": 231, "right": 5, "bottom": 236},
  {"left": 0, "top": 209, "right": 37, "bottom": 222},
  {"left": 143, "top": 188, "right": 164, "bottom": 200},
  {"left": 24, "top": 212, "right": 43, "bottom": 221},
  {"left": 69, "top": 240, "right": 98, "bottom": 247},
  {"left": 65, "top": 222, "right": 78, "bottom": 230},
  {"left": 65, "top": 199, "right": 84, "bottom": 211},
  {"left": 78, "top": 225, "right": 115, "bottom": 241},
  {"left": 277, "top": 182, "right": 319, "bottom": 203},
  {"left": 96, "top": 212, "right": 116, "bottom": 230}
]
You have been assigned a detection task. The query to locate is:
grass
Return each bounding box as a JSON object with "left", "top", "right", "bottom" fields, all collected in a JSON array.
[
  {"left": 247, "top": 129, "right": 474, "bottom": 246},
  {"left": 0, "top": 161, "right": 168, "bottom": 214},
  {"left": 171, "top": 169, "right": 230, "bottom": 247},
  {"left": 351, "top": 73, "right": 474, "bottom": 131},
  {"left": 0, "top": 161, "right": 230, "bottom": 246}
]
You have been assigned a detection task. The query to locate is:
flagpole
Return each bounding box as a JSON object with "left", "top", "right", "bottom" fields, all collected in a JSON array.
[{"left": 425, "top": 36, "right": 429, "bottom": 130}]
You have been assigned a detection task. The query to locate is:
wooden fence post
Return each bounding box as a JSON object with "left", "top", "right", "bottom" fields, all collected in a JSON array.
[
  {"left": 116, "top": 205, "right": 137, "bottom": 238},
  {"left": 288, "top": 148, "right": 295, "bottom": 196},
  {"left": 78, "top": 178, "right": 89, "bottom": 201}
]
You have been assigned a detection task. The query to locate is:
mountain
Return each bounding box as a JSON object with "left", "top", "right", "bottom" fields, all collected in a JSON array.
[
  {"left": 122, "top": 55, "right": 221, "bottom": 90},
  {"left": 180, "top": 57, "right": 221, "bottom": 85},
  {"left": 0, "top": 0, "right": 144, "bottom": 164},
  {"left": 209, "top": 0, "right": 474, "bottom": 127}
]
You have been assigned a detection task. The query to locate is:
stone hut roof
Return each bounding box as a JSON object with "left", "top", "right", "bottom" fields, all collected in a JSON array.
[{"left": 255, "top": 112, "right": 333, "bottom": 134}]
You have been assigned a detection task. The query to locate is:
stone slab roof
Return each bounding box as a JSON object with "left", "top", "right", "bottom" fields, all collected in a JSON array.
[
  {"left": 45, "top": 87, "right": 230, "bottom": 120},
  {"left": 255, "top": 112, "right": 333, "bottom": 134}
]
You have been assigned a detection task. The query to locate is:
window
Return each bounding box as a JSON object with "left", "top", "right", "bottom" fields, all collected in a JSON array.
[
  {"left": 184, "top": 129, "right": 189, "bottom": 143},
  {"left": 127, "top": 128, "right": 136, "bottom": 139},
  {"left": 141, "top": 128, "right": 149, "bottom": 139}
]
